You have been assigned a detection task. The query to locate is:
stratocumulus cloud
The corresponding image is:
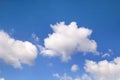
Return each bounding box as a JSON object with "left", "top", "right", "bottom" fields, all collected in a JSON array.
[
  {"left": 0, "top": 30, "right": 38, "bottom": 68},
  {"left": 40, "top": 22, "right": 98, "bottom": 61}
]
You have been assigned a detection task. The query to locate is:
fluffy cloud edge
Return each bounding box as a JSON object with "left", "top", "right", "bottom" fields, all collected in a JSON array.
[
  {"left": 40, "top": 22, "right": 98, "bottom": 62},
  {"left": 0, "top": 30, "right": 38, "bottom": 68},
  {"left": 84, "top": 57, "right": 120, "bottom": 80}
]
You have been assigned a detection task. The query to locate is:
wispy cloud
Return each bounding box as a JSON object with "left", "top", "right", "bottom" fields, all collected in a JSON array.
[
  {"left": 102, "top": 53, "right": 110, "bottom": 58},
  {"left": 101, "top": 49, "right": 113, "bottom": 58},
  {"left": 32, "top": 33, "right": 39, "bottom": 42},
  {"left": 53, "top": 73, "right": 92, "bottom": 80}
]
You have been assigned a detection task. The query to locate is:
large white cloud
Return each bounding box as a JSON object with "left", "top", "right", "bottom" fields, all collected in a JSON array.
[
  {"left": 40, "top": 22, "right": 98, "bottom": 61},
  {"left": 0, "top": 30, "right": 38, "bottom": 68},
  {"left": 71, "top": 64, "right": 79, "bottom": 72},
  {"left": 85, "top": 57, "right": 120, "bottom": 80}
]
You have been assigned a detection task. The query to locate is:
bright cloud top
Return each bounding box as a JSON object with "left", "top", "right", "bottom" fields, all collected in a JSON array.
[
  {"left": 85, "top": 57, "right": 120, "bottom": 80},
  {"left": 40, "top": 22, "right": 98, "bottom": 61},
  {"left": 71, "top": 64, "right": 79, "bottom": 72},
  {"left": 0, "top": 30, "right": 38, "bottom": 68}
]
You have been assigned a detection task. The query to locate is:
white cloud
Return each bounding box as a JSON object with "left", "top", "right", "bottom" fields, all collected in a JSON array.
[
  {"left": 71, "top": 64, "right": 79, "bottom": 72},
  {"left": 53, "top": 73, "right": 92, "bottom": 80},
  {"left": 0, "top": 30, "right": 38, "bottom": 68},
  {"left": 40, "top": 22, "right": 98, "bottom": 61},
  {"left": 85, "top": 57, "right": 120, "bottom": 80},
  {"left": 0, "top": 78, "right": 5, "bottom": 80}
]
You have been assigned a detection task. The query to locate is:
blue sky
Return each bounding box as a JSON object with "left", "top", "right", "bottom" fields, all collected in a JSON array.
[{"left": 0, "top": 0, "right": 120, "bottom": 80}]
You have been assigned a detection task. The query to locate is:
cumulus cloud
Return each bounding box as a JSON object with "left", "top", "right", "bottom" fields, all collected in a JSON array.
[
  {"left": 0, "top": 30, "right": 38, "bottom": 68},
  {"left": 0, "top": 78, "right": 5, "bottom": 80},
  {"left": 40, "top": 22, "right": 98, "bottom": 61},
  {"left": 53, "top": 73, "right": 92, "bottom": 80},
  {"left": 85, "top": 57, "right": 120, "bottom": 80},
  {"left": 71, "top": 64, "right": 79, "bottom": 72}
]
